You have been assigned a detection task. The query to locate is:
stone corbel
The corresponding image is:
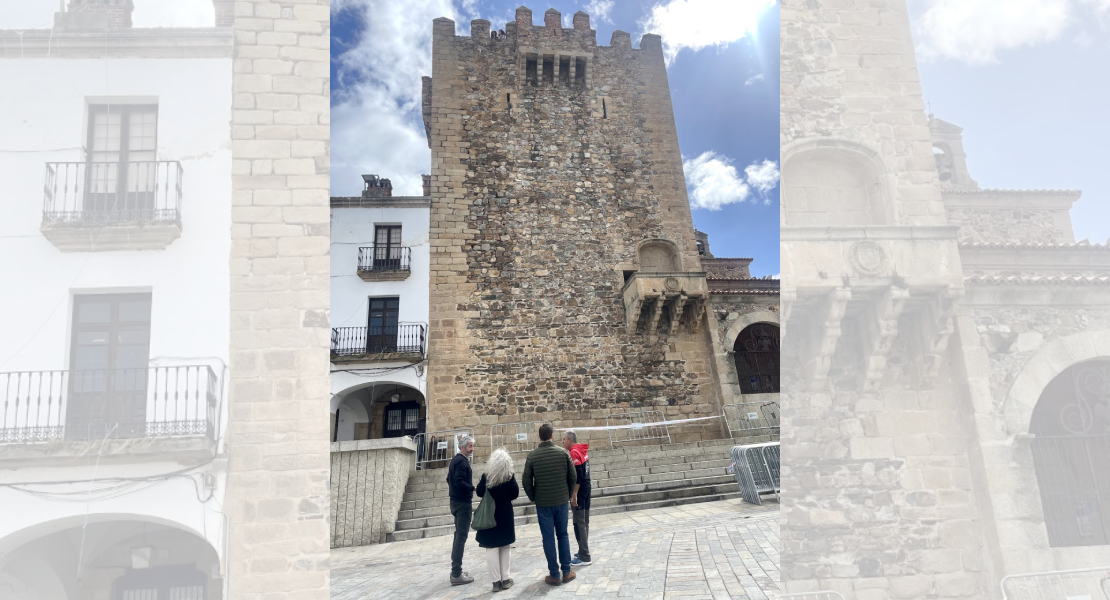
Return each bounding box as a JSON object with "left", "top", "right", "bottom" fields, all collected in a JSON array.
[
  {"left": 669, "top": 292, "right": 688, "bottom": 335},
  {"left": 862, "top": 287, "right": 909, "bottom": 391},
  {"left": 805, "top": 287, "right": 851, "bottom": 392},
  {"left": 690, "top": 297, "right": 706, "bottom": 333},
  {"left": 626, "top": 293, "right": 644, "bottom": 335},
  {"left": 647, "top": 294, "right": 666, "bottom": 336}
]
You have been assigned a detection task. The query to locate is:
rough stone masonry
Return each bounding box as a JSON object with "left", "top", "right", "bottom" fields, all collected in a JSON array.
[{"left": 423, "top": 7, "right": 769, "bottom": 443}]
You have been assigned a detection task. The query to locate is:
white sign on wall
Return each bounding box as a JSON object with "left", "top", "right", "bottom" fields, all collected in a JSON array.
[
  {"left": 516, "top": 433, "right": 528, "bottom": 442},
  {"left": 437, "top": 441, "right": 448, "bottom": 450}
]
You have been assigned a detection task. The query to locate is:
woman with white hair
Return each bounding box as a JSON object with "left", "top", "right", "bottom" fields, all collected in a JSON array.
[{"left": 475, "top": 448, "right": 520, "bottom": 592}]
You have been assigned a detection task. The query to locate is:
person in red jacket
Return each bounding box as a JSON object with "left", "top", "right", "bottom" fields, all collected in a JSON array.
[{"left": 561, "top": 430, "right": 591, "bottom": 565}]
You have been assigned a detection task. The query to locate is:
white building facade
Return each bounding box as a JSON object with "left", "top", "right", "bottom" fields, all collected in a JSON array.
[
  {"left": 0, "top": 3, "right": 232, "bottom": 599},
  {"left": 329, "top": 176, "right": 431, "bottom": 443}
]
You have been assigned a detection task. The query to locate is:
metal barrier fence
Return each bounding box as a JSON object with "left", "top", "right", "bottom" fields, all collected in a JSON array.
[
  {"left": 722, "top": 401, "right": 781, "bottom": 439},
  {"left": 775, "top": 592, "right": 846, "bottom": 600},
  {"left": 490, "top": 421, "right": 550, "bottom": 455},
  {"left": 412, "top": 428, "right": 474, "bottom": 471},
  {"left": 730, "top": 442, "right": 780, "bottom": 505},
  {"left": 606, "top": 410, "right": 672, "bottom": 449},
  {"left": 1001, "top": 567, "right": 1110, "bottom": 600}
]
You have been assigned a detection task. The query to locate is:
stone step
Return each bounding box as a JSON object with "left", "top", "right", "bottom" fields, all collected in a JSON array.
[
  {"left": 402, "top": 436, "right": 753, "bottom": 486},
  {"left": 402, "top": 456, "right": 735, "bottom": 494},
  {"left": 400, "top": 470, "right": 739, "bottom": 513},
  {"left": 387, "top": 484, "right": 748, "bottom": 542},
  {"left": 402, "top": 461, "right": 735, "bottom": 502}
]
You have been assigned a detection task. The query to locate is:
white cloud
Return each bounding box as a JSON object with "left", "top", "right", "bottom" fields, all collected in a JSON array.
[
  {"left": 744, "top": 159, "right": 780, "bottom": 200},
  {"left": 640, "top": 0, "right": 776, "bottom": 65},
  {"left": 911, "top": 0, "right": 1070, "bottom": 64},
  {"left": 331, "top": 0, "right": 478, "bottom": 196},
  {"left": 744, "top": 73, "right": 764, "bottom": 86},
  {"left": 684, "top": 152, "right": 779, "bottom": 210},
  {"left": 585, "top": 0, "right": 615, "bottom": 24}
]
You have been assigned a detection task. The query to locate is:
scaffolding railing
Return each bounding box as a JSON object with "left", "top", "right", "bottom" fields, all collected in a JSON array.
[
  {"left": 722, "top": 401, "right": 780, "bottom": 439},
  {"left": 490, "top": 420, "right": 551, "bottom": 455},
  {"left": 605, "top": 410, "right": 671, "bottom": 449},
  {"left": 730, "top": 442, "right": 780, "bottom": 505},
  {"left": 1000, "top": 566, "right": 1110, "bottom": 600},
  {"left": 412, "top": 428, "right": 474, "bottom": 471}
]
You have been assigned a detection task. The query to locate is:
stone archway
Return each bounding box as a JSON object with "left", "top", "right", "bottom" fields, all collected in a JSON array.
[
  {"left": 1001, "top": 330, "right": 1110, "bottom": 437},
  {"left": 331, "top": 381, "right": 426, "bottom": 442},
  {"left": 723, "top": 310, "right": 781, "bottom": 354},
  {"left": 0, "top": 516, "right": 220, "bottom": 600}
]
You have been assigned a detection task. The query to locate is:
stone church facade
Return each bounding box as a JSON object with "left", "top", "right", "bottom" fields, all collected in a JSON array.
[
  {"left": 781, "top": 0, "right": 1110, "bottom": 597},
  {"left": 419, "top": 7, "right": 780, "bottom": 451}
]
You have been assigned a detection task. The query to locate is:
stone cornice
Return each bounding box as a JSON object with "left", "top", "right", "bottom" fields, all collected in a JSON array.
[
  {"left": 331, "top": 196, "right": 431, "bottom": 209},
  {"left": 781, "top": 225, "right": 960, "bottom": 241},
  {"left": 0, "top": 28, "right": 234, "bottom": 59}
]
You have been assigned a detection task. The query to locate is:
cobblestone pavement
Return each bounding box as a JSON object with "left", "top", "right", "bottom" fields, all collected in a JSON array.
[{"left": 331, "top": 498, "right": 780, "bottom": 600}]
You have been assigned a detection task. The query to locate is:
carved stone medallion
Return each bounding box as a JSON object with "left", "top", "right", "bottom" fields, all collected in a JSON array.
[{"left": 849, "top": 240, "right": 886, "bottom": 275}]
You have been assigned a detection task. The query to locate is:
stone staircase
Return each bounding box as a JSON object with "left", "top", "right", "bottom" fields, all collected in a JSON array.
[{"left": 387, "top": 435, "right": 770, "bottom": 542}]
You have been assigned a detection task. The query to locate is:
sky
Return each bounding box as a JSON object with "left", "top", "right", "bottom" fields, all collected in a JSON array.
[
  {"left": 330, "top": 0, "right": 782, "bottom": 276},
  {"left": 907, "top": 0, "right": 1110, "bottom": 244}
]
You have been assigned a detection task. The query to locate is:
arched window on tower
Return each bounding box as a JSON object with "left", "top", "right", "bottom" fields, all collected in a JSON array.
[
  {"left": 733, "top": 323, "right": 780, "bottom": 394},
  {"left": 1029, "top": 359, "right": 1110, "bottom": 547}
]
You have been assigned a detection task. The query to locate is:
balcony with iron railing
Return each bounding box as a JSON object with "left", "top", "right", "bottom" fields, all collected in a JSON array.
[
  {"left": 41, "top": 161, "right": 184, "bottom": 252},
  {"left": 0, "top": 364, "right": 221, "bottom": 463},
  {"left": 357, "top": 246, "right": 412, "bottom": 281},
  {"left": 331, "top": 324, "right": 426, "bottom": 363}
]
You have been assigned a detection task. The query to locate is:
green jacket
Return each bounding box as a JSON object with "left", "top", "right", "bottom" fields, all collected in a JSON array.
[{"left": 523, "top": 440, "right": 577, "bottom": 508}]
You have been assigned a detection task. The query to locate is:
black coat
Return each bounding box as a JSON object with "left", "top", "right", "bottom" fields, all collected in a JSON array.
[
  {"left": 447, "top": 453, "right": 474, "bottom": 503},
  {"left": 475, "top": 473, "right": 519, "bottom": 549}
]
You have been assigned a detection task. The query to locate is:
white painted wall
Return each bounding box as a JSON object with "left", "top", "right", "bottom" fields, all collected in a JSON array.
[
  {"left": 330, "top": 204, "right": 430, "bottom": 440},
  {"left": 0, "top": 57, "right": 232, "bottom": 559},
  {"left": 330, "top": 206, "right": 430, "bottom": 331},
  {"left": 0, "top": 58, "right": 232, "bottom": 374}
]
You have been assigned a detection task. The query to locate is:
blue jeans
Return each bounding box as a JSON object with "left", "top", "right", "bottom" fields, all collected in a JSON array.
[{"left": 535, "top": 503, "right": 572, "bottom": 578}]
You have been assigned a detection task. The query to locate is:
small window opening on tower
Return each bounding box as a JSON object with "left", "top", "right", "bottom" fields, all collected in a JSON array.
[
  {"left": 696, "top": 241, "right": 705, "bottom": 256},
  {"left": 526, "top": 57, "right": 538, "bottom": 87},
  {"left": 559, "top": 57, "right": 571, "bottom": 85},
  {"left": 623, "top": 270, "right": 636, "bottom": 283},
  {"left": 575, "top": 57, "right": 587, "bottom": 88},
  {"left": 506, "top": 93, "right": 512, "bottom": 113},
  {"left": 542, "top": 56, "right": 554, "bottom": 85},
  {"left": 602, "top": 99, "right": 607, "bottom": 119}
]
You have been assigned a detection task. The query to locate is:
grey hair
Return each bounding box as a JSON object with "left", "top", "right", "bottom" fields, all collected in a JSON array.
[
  {"left": 458, "top": 435, "right": 475, "bottom": 448},
  {"left": 485, "top": 448, "right": 514, "bottom": 487},
  {"left": 562, "top": 430, "right": 577, "bottom": 443}
]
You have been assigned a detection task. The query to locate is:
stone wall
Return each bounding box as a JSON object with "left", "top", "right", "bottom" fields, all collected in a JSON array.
[
  {"left": 424, "top": 9, "right": 722, "bottom": 443},
  {"left": 224, "top": 1, "right": 331, "bottom": 597},
  {"left": 330, "top": 439, "right": 415, "bottom": 547},
  {"left": 704, "top": 258, "right": 752, "bottom": 279},
  {"left": 948, "top": 207, "right": 1060, "bottom": 244}
]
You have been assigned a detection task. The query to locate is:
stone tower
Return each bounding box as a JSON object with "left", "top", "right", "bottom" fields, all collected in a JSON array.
[{"left": 422, "top": 7, "right": 726, "bottom": 443}]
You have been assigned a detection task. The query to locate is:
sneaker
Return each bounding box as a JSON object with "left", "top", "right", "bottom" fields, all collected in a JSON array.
[
  {"left": 562, "top": 571, "right": 577, "bottom": 583},
  {"left": 571, "top": 556, "right": 592, "bottom": 566},
  {"left": 491, "top": 581, "right": 503, "bottom": 593},
  {"left": 500, "top": 579, "right": 514, "bottom": 590},
  {"left": 544, "top": 575, "right": 561, "bottom": 586},
  {"left": 450, "top": 572, "right": 474, "bottom": 586}
]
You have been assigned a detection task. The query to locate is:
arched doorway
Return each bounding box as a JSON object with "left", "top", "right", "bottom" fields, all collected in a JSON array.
[
  {"left": 1029, "top": 359, "right": 1110, "bottom": 547},
  {"left": 331, "top": 383, "right": 426, "bottom": 442},
  {"left": 0, "top": 518, "right": 220, "bottom": 600},
  {"left": 733, "top": 323, "right": 780, "bottom": 394}
]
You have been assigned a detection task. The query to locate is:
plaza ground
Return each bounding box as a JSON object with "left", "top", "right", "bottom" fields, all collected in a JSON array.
[{"left": 331, "top": 497, "right": 780, "bottom": 600}]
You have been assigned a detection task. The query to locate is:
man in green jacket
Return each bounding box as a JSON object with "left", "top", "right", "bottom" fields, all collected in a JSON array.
[{"left": 522, "top": 423, "right": 577, "bottom": 586}]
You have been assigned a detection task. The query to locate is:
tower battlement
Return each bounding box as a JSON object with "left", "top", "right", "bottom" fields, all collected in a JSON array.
[{"left": 431, "top": 6, "right": 661, "bottom": 57}]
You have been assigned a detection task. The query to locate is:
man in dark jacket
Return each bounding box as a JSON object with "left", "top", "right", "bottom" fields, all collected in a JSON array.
[
  {"left": 447, "top": 435, "right": 476, "bottom": 585},
  {"left": 522, "top": 423, "right": 577, "bottom": 586},
  {"left": 562, "top": 430, "right": 591, "bottom": 566}
]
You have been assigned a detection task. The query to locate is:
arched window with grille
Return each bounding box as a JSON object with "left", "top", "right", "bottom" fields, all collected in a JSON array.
[
  {"left": 733, "top": 323, "right": 780, "bottom": 394},
  {"left": 1029, "top": 359, "right": 1110, "bottom": 547}
]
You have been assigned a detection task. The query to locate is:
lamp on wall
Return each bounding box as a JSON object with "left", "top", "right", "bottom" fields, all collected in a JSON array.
[
  {"left": 131, "top": 546, "right": 153, "bottom": 569},
  {"left": 390, "top": 393, "right": 400, "bottom": 403}
]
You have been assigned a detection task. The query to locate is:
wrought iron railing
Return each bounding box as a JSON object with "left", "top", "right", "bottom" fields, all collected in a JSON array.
[
  {"left": 357, "top": 246, "right": 411, "bottom": 273},
  {"left": 330, "top": 324, "right": 427, "bottom": 358},
  {"left": 43, "top": 161, "right": 183, "bottom": 224},
  {"left": 0, "top": 365, "right": 219, "bottom": 443}
]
